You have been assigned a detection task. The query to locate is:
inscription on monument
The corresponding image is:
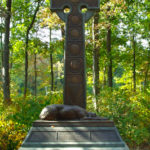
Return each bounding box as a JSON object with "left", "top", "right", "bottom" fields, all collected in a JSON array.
[
  {"left": 27, "top": 131, "right": 57, "bottom": 142},
  {"left": 25, "top": 128, "right": 122, "bottom": 143},
  {"left": 58, "top": 131, "right": 90, "bottom": 142},
  {"left": 51, "top": 0, "right": 100, "bottom": 108}
]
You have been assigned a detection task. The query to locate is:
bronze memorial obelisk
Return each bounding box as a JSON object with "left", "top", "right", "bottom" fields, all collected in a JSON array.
[{"left": 50, "top": 0, "right": 100, "bottom": 108}]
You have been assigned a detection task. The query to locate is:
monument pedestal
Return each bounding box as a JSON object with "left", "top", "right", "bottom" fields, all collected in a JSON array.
[{"left": 19, "top": 120, "right": 129, "bottom": 150}]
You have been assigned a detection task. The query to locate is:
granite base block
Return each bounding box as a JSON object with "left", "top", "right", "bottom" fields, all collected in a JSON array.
[{"left": 19, "top": 120, "right": 129, "bottom": 150}]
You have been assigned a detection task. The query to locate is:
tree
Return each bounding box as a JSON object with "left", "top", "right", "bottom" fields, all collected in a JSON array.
[
  {"left": 0, "top": 11, "right": 5, "bottom": 84},
  {"left": 24, "top": 0, "right": 43, "bottom": 97},
  {"left": 34, "top": 51, "right": 37, "bottom": 97},
  {"left": 107, "top": 24, "right": 113, "bottom": 88},
  {"left": 106, "top": 5, "right": 113, "bottom": 88},
  {"left": 49, "top": 27, "right": 54, "bottom": 91},
  {"left": 93, "top": 12, "right": 100, "bottom": 111},
  {"left": 144, "top": 41, "right": 150, "bottom": 90},
  {"left": 132, "top": 35, "right": 136, "bottom": 92},
  {"left": 38, "top": 6, "right": 63, "bottom": 91},
  {"left": 3, "top": 0, "right": 12, "bottom": 104}
]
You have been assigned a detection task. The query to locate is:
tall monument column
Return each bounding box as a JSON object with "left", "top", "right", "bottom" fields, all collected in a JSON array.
[{"left": 51, "top": 0, "right": 100, "bottom": 108}]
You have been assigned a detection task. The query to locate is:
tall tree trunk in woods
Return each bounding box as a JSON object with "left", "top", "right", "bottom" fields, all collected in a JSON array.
[
  {"left": 107, "top": 26, "right": 113, "bottom": 88},
  {"left": 61, "top": 24, "right": 65, "bottom": 87},
  {"left": 49, "top": 28, "right": 54, "bottom": 91},
  {"left": 0, "top": 28, "right": 3, "bottom": 82},
  {"left": 50, "top": 53, "right": 53, "bottom": 91},
  {"left": 61, "top": 24, "right": 65, "bottom": 49},
  {"left": 10, "top": 50, "right": 13, "bottom": 69},
  {"left": 24, "top": 31, "right": 29, "bottom": 97},
  {"left": 10, "top": 14, "right": 14, "bottom": 70},
  {"left": 132, "top": 35, "right": 136, "bottom": 92},
  {"left": 34, "top": 53, "right": 37, "bottom": 96},
  {"left": 24, "top": 0, "right": 42, "bottom": 97},
  {"left": 144, "top": 62, "right": 149, "bottom": 90},
  {"left": 3, "top": 0, "right": 12, "bottom": 104},
  {"left": 103, "top": 66, "right": 107, "bottom": 87},
  {"left": 93, "top": 13, "right": 100, "bottom": 112},
  {"left": 144, "top": 43, "right": 150, "bottom": 91}
]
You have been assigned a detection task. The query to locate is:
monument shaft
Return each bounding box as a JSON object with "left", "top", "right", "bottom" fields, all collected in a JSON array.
[
  {"left": 51, "top": 0, "right": 100, "bottom": 108},
  {"left": 65, "top": 7, "right": 86, "bottom": 108}
]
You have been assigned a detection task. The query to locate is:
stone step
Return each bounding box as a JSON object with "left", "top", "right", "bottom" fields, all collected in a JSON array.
[
  {"left": 33, "top": 120, "right": 114, "bottom": 127},
  {"left": 20, "top": 147, "right": 128, "bottom": 150},
  {"left": 21, "top": 141, "right": 127, "bottom": 148}
]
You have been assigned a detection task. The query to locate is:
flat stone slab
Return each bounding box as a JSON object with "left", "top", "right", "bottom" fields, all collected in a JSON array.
[
  {"left": 20, "top": 147, "right": 129, "bottom": 150},
  {"left": 33, "top": 120, "right": 114, "bottom": 127},
  {"left": 19, "top": 120, "right": 129, "bottom": 150}
]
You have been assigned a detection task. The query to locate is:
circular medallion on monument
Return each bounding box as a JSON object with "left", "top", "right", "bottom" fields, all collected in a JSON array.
[
  {"left": 68, "top": 15, "right": 82, "bottom": 26},
  {"left": 71, "top": 15, "right": 80, "bottom": 24},
  {"left": 71, "top": 75, "right": 82, "bottom": 83},
  {"left": 70, "top": 44, "right": 80, "bottom": 55},
  {"left": 71, "top": 29, "right": 80, "bottom": 38},
  {"left": 70, "top": 60, "right": 80, "bottom": 70}
]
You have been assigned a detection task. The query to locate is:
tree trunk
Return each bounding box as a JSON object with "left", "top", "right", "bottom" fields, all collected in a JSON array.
[
  {"left": 144, "top": 44, "right": 150, "bottom": 90},
  {"left": 24, "top": 33, "right": 29, "bottom": 97},
  {"left": 103, "top": 66, "right": 107, "bottom": 87},
  {"left": 93, "top": 13, "right": 100, "bottom": 112},
  {"left": 107, "top": 26, "right": 113, "bottom": 88},
  {"left": 61, "top": 24, "right": 65, "bottom": 47},
  {"left": 50, "top": 53, "right": 54, "bottom": 91},
  {"left": 10, "top": 49, "right": 13, "bottom": 69},
  {"left": 24, "top": 0, "right": 42, "bottom": 97},
  {"left": 49, "top": 28, "right": 54, "bottom": 91},
  {"left": 3, "top": 0, "right": 12, "bottom": 104},
  {"left": 34, "top": 53, "right": 37, "bottom": 96},
  {"left": 144, "top": 63, "right": 149, "bottom": 90},
  {"left": 0, "top": 27, "right": 3, "bottom": 82},
  {"left": 132, "top": 35, "right": 136, "bottom": 92}
]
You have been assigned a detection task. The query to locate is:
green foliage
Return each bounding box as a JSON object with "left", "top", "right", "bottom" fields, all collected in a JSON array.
[
  {"left": 0, "top": 120, "right": 26, "bottom": 150},
  {"left": 87, "top": 88, "right": 150, "bottom": 147},
  {"left": 0, "top": 92, "right": 63, "bottom": 150},
  {"left": 0, "top": 0, "right": 149, "bottom": 149},
  {"left": 1, "top": 89, "right": 149, "bottom": 149}
]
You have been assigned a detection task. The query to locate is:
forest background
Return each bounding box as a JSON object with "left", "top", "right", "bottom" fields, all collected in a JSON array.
[{"left": 0, "top": 0, "right": 150, "bottom": 149}]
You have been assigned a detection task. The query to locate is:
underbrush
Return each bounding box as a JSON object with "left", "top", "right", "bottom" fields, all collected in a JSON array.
[
  {"left": 87, "top": 88, "right": 150, "bottom": 149},
  {"left": 0, "top": 91, "right": 63, "bottom": 150},
  {"left": 0, "top": 89, "right": 150, "bottom": 149}
]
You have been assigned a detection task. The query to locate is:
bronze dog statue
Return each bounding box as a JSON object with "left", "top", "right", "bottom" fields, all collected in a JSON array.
[{"left": 39, "top": 104, "right": 97, "bottom": 120}]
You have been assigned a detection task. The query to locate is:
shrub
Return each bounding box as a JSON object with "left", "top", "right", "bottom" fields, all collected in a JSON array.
[
  {"left": 0, "top": 91, "right": 63, "bottom": 149},
  {"left": 88, "top": 88, "right": 150, "bottom": 147},
  {"left": 0, "top": 120, "right": 27, "bottom": 150}
]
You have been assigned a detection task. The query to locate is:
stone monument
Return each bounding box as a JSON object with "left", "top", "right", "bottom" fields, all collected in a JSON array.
[
  {"left": 19, "top": 0, "right": 129, "bottom": 149},
  {"left": 50, "top": 0, "right": 100, "bottom": 109}
]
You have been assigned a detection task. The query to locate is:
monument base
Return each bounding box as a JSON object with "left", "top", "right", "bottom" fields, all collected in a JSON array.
[{"left": 19, "top": 120, "right": 129, "bottom": 150}]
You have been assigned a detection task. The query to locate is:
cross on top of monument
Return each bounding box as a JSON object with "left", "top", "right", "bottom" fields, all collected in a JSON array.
[
  {"left": 51, "top": 0, "right": 99, "bottom": 8},
  {"left": 51, "top": 0, "right": 100, "bottom": 21},
  {"left": 50, "top": 0, "right": 100, "bottom": 109}
]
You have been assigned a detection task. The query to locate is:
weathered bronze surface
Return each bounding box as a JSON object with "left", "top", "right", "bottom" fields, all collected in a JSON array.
[
  {"left": 39, "top": 104, "right": 97, "bottom": 120},
  {"left": 51, "top": 0, "right": 100, "bottom": 108}
]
